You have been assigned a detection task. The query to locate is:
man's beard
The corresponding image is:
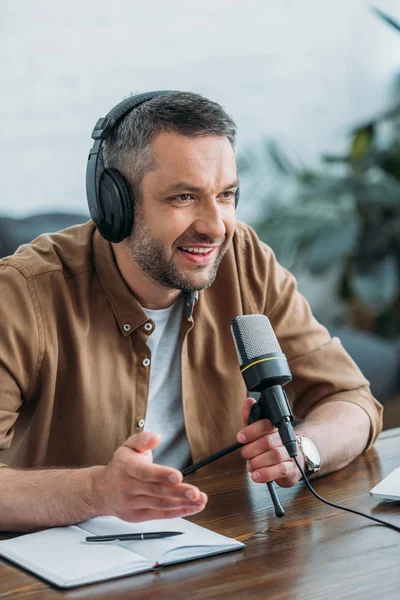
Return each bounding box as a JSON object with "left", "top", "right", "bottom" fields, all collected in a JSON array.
[{"left": 127, "top": 211, "right": 228, "bottom": 292}]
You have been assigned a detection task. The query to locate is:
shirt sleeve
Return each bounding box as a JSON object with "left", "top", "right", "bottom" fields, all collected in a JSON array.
[
  {"left": 261, "top": 243, "right": 383, "bottom": 450},
  {"left": 0, "top": 263, "right": 43, "bottom": 464}
]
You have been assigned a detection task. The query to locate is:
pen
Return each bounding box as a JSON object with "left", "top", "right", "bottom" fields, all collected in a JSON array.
[{"left": 84, "top": 531, "right": 184, "bottom": 543}]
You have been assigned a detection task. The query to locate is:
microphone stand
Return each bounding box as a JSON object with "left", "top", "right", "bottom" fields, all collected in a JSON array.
[{"left": 248, "top": 400, "right": 286, "bottom": 518}]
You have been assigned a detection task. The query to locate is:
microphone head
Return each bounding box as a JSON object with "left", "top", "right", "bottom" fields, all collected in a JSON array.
[
  {"left": 231, "top": 314, "right": 282, "bottom": 365},
  {"left": 231, "top": 314, "right": 291, "bottom": 391}
]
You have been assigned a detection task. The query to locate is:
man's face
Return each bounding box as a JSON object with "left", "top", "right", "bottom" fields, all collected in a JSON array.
[{"left": 127, "top": 132, "right": 238, "bottom": 292}]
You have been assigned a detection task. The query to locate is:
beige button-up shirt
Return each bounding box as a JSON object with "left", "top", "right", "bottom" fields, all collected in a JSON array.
[{"left": 0, "top": 221, "right": 382, "bottom": 468}]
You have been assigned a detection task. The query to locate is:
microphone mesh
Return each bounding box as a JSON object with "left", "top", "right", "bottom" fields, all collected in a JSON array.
[{"left": 231, "top": 314, "right": 282, "bottom": 363}]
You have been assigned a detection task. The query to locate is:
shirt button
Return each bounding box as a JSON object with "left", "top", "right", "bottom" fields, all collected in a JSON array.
[
  {"left": 144, "top": 322, "right": 153, "bottom": 332},
  {"left": 142, "top": 358, "right": 151, "bottom": 367},
  {"left": 137, "top": 418, "right": 145, "bottom": 428},
  {"left": 123, "top": 323, "right": 131, "bottom": 332}
]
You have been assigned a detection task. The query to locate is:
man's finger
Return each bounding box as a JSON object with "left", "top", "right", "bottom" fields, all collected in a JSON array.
[
  {"left": 138, "top": 481, "right": 206, "bottom": 502},
  {"left": 127, "top": 504, "right": 208, "bottom": 523},
  {"left": 250, "top": 460, "right": 298, "bottom": 485},
  {"left": 245, "top": 444, "right": 290, "bottom": 470},
  {"left": 240, "top": 431, "right": 283, "bottom": 460},
  {"left": 237, "top": 417, "right": 277, "bottom": 444},
  {"left": 125, "top": 456, "right": 183, "bottom": 485},
  {"left": 126, "top": 492, "right": 207, "bottom": 511},
  {"left": 122, "top": 431, "right": 161, "bottom": 453}
]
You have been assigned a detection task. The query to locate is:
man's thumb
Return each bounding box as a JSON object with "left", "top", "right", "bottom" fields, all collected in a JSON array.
[
  {"left": 242, "top": 397, "right": 257, "bottom": 425},
  {"left": 123, "top": 431, "right": 161, "bottom": 453}
]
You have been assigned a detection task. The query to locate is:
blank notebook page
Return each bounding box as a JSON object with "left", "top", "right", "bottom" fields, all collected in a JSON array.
[{"left": 0, "top": 526, "right": 148, "bottom": 585}]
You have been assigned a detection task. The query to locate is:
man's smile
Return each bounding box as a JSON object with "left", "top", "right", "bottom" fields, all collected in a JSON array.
[{"left": 176, "top": 245, "right": 219, "bottom": 265}]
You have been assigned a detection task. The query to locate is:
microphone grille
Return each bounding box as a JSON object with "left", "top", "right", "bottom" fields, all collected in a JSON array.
[{"left": 231, "top": 314, "right": 282, "bottom": 363}]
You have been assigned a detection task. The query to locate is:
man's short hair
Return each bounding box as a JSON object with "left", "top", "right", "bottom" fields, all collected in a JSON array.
[{"left": 103, "top": 91, "right": 237, "bottom": 202}]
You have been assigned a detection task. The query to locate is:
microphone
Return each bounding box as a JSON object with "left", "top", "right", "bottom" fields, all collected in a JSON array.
[
  {"left": 182, "top": 313, "right": 297, "bottom": 517},
  {"left": 230, "top": 314, "right": 298, "bottom": 518},
  {"left": 230, "top": 314, "right": 298, "bottom": 459}
]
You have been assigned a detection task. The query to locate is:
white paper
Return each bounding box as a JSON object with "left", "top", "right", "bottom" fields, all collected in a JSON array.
[{"left": 0, "top": 526, "right": 150, "bottom": 587}]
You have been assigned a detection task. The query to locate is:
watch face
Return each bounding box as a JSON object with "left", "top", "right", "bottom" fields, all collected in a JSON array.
[{"left": 302, "top": 437, "right": 320, "bottom": 465}]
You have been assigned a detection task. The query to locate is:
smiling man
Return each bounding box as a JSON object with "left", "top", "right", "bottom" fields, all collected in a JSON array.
[{"left": 0, "top": 91, "right": 382, "bottom": 531}]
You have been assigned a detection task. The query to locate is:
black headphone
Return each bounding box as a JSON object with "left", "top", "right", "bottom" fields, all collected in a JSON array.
[{"left": 86, "top": 90, "right": 239, "bottom": 243}]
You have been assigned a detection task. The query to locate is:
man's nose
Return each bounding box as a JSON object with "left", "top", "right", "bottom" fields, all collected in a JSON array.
[{"left": 193, "top": 199, "right": 226, "bottom": 240}]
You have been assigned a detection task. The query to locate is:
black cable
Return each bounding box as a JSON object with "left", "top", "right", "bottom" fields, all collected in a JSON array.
[{"left": 294, "top": 456, "right": 400, "bottom": 533}]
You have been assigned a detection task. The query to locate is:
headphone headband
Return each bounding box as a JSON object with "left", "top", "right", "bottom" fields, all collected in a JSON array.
[{"left": 90, "top": 91, "right": 174, "bottom": 141}]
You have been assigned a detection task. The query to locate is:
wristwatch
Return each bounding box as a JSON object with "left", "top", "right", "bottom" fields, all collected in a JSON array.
[{"left": 296, "top": 434, "right": 321, "bottom": 477}]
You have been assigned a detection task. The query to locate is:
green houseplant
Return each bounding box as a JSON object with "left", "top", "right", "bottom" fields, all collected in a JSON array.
[{"left": 245, "top": 7, "right": 400, "bottom": 339}]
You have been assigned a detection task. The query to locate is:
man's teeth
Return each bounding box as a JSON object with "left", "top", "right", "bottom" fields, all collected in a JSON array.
[{"left": 181, "top": 247, "right": 213, "bottom": 254}]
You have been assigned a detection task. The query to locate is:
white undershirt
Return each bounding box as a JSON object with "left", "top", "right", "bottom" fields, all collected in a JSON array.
[{"left": 142, "top": 295, "right": 191, "bottom": 470}]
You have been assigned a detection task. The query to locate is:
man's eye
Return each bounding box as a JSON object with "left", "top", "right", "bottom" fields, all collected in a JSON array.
[
  {"left": 174, "top": 194, "right": 193, "bottom": 202},
  {"left": 220, "top": 191, "right": 236, "bottom": 200}
]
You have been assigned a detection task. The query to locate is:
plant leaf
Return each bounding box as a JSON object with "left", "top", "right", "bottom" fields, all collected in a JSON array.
[
  {"left": 371, "top": 6, "right": 400, "bottom": 34},
  {"left": 350, "top": 167, "right": 400, "bottom": 207},
  {"left": 351, "top": 125, "right": 374, "bottom": 163},
  {"left": 351, "top": 254, "right": 399, "bottom": 313},
  {"left": 307, "top": 221, "right": 359, "bottom": 274},
  {"left": 236, "top": 149, "right": 255, "bottom": 175},
  {"left": 264, "top": 139, "right": 297, "bottom": 177}
]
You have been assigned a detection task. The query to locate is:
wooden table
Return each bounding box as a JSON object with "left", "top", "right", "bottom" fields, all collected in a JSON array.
[{"left": 1, "top": 428, "right": 399, "bottom": 599}]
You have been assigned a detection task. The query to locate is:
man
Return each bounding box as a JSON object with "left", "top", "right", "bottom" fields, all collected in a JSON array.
[{"left": 0, "top": 91, "right": 382, "bottom": 531}]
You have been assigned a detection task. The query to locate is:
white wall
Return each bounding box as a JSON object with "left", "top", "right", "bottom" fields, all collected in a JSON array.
[{"left": 0, "top": 0, "right": 399, "bottom": 220}]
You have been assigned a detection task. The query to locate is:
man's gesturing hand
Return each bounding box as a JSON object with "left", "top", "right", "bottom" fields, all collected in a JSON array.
[
  {"left": 237, "top": 398, "right": 303, "bottom": 488},
  {"left": 92, "top": 432, "right": 207, "bottom": 522}
]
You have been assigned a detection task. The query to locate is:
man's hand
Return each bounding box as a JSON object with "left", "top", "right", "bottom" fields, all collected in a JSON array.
[
  {"left": 92, "top": 432, "right": 208, "bottom": 522},
  {"left": 237, "top": 398, "right": 303, "bottom": 488}
]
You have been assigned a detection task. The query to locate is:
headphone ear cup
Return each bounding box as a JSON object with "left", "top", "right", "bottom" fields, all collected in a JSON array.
[{"left": 97, "top": 168, "right": 134, "bottom": 243}]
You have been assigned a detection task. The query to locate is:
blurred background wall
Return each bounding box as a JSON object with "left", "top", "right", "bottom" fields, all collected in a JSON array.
[
  {"left": 0, "top": 0, "right": 398, "bottom": 218},
  {"left": 1, "top": 0, "right": 400, "bottom": 416}
]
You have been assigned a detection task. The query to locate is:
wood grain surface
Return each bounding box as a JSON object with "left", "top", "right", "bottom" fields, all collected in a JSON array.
[{"left": 1, "top": 428, "right": 399, "bottom": 599}]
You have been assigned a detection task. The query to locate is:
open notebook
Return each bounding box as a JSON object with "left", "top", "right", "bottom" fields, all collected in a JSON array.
[{"left": 0, "top": 516, "right": 244, "bottom": 588}]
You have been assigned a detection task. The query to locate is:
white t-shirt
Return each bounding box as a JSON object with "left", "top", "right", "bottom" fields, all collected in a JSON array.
[{"left": 143, "top": 295, "right": 191, "bottom": 470}]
